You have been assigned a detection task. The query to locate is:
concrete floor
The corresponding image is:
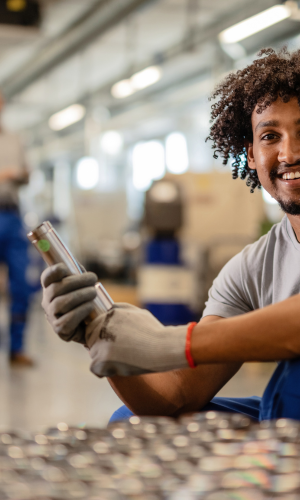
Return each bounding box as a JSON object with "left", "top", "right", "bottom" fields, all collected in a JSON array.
[
  {"left": 0, "top": 294, "right": 122, "bottom": 431},
  {"left": 0, "top": 293, "right": 277, "bottom": 432}
]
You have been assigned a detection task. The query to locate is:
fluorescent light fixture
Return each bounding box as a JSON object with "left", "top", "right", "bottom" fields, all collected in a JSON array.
[
  {"left": 49, "top": 104, "right": 86, "bottom": 131},
  {"left": 262, "top": 188, "right": 278, "bottom": 205},
  {"left": 219, "top": 5, "right": 291, "bottom": 44},
  {"left": 111, "top": 66, "right": 162, "bottom": 99},
  {"left": 166, "top": 133, "right": 189, "bottom": 175},
  {"left": 111, "top": 79, "right": 135, "bottom": 99},
  {"left": 100, "top": 130, "right": 124, "bottom": 155},
  {"left": 132, "top": 141, "right": 165, "bottom": 191},
  {"left": 131, "top": 66, "right": 161, "bottom": 90},
  {"left": 76, "top": 157, "right": 99, "bottom": 190}
]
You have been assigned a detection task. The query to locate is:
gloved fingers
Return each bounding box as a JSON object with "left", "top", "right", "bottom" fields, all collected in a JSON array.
[
  {"left": 112, "top": 302, "right": 164, "bottom": 327},
  {"left": 53, "top": 301, "right": 96, "bottom": 338},
  {"left": 78, "top": 263, "right": 86, "bottom": 273},
  {"left": 113, "top": 302, "right": 140, "bottom": 311},
  {"left": 50, "top": 286, "right": 97, "bottom": 316},
  {"left": 90, "top": 359, "right": 150, "bottom": 378},
  {"left": 41, "top": 263, "right": 71, "bottom": 288},
  {"left": 113, "top": 303, "right": 162, "bottom": 320},
  {"left": 45, "top": 272, "right": 97, "bottom": 302}
]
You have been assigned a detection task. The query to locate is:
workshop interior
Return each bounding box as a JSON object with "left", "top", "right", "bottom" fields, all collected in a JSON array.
[{"left": 1, "top": 0, "right": 300, "bottom": 498}]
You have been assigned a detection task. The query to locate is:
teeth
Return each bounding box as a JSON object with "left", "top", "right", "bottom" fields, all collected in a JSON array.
[{"left": 282, "top": 172, "right": 300, "bottom": 179}]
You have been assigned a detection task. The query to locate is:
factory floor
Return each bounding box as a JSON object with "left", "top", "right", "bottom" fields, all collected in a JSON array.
[{"left": 0, "top": 291, "right": 276, "bottom": 432}]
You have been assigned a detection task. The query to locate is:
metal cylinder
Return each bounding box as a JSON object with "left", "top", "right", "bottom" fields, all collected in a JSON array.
[{"left": 27, "top": 221, "right": 113, "bottom": 319}]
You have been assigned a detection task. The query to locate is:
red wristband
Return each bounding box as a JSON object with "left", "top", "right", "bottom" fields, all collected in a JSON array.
[{"left": 185, "top": 322, "right": 197, "bottom": 368}]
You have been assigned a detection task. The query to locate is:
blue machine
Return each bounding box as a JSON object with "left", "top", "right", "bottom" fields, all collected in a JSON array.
[{"left": 139, "top": 180, "right": 196, "bottom": 326}]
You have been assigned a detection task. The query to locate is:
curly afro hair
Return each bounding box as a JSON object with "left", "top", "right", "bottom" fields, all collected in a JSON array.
[{"left": 207, "top": 47, "right": 300, "bottom": 192}]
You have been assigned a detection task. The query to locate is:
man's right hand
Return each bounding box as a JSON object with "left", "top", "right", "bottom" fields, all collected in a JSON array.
[{"left": 41, "top": 263, "right": 97, "bottom": 344}]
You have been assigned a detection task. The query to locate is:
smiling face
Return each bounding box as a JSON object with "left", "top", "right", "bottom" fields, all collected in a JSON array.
[{"left": 248, "top": 96, "right": 300, "bottom": 215}]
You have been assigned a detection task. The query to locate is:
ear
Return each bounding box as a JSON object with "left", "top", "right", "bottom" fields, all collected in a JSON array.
[{"left": 245, "top": 140, "right": 256, "bottom": 169}]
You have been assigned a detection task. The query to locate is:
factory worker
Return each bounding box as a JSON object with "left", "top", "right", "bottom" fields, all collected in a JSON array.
[
  {"left": 0, "top": 93, "right": 33, "bottom": 366},
  {"left": 42, "top": 47, "right": 300, "bottom": 420}
]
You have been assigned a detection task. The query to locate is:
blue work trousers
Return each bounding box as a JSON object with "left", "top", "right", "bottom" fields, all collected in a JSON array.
[
  {"left": 0, "top": 211, "right": 31, "bottom": 354},
  {"left": 110, "top": 360, "right": 300, "bottom": 423}
]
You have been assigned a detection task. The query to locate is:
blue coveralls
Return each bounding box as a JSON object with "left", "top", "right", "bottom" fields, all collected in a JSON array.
[
  {"left": 110, "top": 360, "right": 300, "bottom": 422},
  {"left": 0, "top": 211, "right": 31, "bottom": 354}
]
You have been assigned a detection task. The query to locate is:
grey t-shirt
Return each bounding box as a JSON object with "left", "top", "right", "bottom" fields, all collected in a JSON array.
[{"left": 203, "top": 215, "right": 300, "bottom": 318}]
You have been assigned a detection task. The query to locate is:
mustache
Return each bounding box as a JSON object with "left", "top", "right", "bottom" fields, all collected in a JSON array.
[{"left": 269, "top": 161, "right": 300, "bottom": 181}]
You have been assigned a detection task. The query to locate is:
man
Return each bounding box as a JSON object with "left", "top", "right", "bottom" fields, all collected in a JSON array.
[
  {"left": 0, "top": 93, "right": 33, "bottom": 366},
  {"left": 42, "top": 47, "right": 300, "bottom": 420}
]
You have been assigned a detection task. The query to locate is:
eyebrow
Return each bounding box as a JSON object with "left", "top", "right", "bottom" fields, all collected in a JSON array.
[{"left": 255, "top": 118, "right": 300, "bottom": 132}]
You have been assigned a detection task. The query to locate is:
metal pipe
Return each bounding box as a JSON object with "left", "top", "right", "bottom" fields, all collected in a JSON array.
[{"left": 27, "top": 221, "right": 113, "bottom": 320}]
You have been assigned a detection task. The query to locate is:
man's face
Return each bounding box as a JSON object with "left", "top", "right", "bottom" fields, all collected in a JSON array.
[{"left": 248, "top": 96, "right": 300, "bottom": 215}]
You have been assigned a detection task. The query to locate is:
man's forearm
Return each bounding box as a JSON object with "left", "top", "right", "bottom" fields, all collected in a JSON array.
[
  {"left": 107, "top": 316, "right": 240, "bottom": 417},
  {"left": 108, "top": 361, "right": 241, "bottom": 416},
  {"left": 108, "top": 371, "right": 184, "bottom": 416},
  {"left": 191, "top": 294, "right": 300, "bottom": 364}
]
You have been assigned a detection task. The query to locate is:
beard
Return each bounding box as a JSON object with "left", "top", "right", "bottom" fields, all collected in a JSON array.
[
  {"left": 276, "top": 198, "right": 300, "bottom": 215},
  {"left": 269, "top": 166, "right": 300, "bottom": 215}
]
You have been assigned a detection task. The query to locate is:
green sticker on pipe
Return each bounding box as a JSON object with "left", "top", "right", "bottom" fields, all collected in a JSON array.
[{"left": 38, "top": 239, "right": 50, "bottom": 252}]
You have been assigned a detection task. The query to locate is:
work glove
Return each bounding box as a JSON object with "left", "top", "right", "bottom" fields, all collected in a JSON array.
[
  {"left": 41, "top": 263, "right": 197, "bottom": 377},
  {"left": 85, "top": 303, "right": 196, "bottom": 377},
  {"left": 41, "top": 263, "right": 97, "bottom": 344}
]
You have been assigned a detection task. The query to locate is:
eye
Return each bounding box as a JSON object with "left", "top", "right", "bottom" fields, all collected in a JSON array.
[{"left": 261, "top": 133, "right": 277, "bottom": 141}]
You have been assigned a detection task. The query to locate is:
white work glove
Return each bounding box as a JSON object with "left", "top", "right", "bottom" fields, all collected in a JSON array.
[
  {"left": 41, "top": 263, "right": 98, "bottom": 344},
  {"left": 41, "top": 264, "right": 196, "bottom": 377},
  {"left": 85, "top": 303, "right": 194, "bottom": 377}
]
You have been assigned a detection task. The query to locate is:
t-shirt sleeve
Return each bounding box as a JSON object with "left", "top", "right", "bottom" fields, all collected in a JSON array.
[{"left": 202, "top": 250, "right": 254, "bottom": 319}]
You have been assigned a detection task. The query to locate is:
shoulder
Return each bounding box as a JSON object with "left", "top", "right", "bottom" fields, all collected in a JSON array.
[
  {"left": 203, "top": 220, "right": 283, "bottom": 318},
  {"left": 238, "top": 218, "right": 285, "bottom": 274},
  {"left": 225, "top": 220, "right": 284, "bottom": 287}
]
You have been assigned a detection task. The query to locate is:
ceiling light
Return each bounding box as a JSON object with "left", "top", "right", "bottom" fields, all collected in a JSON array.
[
  {"left": 219, "top": 5, "right": 291, "bottom": 44},
  {"left": 130, "top": 66, "right": 161, "bottom": 90},
  {"left": 111, "top": 79, "right": 135, "bottom": 99},
  {"left": 49, "top": 104, "right": 86, "bottom": 131},
  {"left": 111, "top": 66, "right": 162, "bottom": 99},
  {"left": 100, "top": 130, "right": 124, "bottom": 155},
  {"left": 76, "top": 157, "right": 99, "bottom": 190}
]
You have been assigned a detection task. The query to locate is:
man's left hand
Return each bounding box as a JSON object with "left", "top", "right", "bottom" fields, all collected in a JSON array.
[{"left": 85, "top": 303, "right": 190, "bottom": 377}]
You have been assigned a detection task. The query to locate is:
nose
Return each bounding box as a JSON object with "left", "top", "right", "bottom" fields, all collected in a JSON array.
[{"left": 278, "top": 135, "right": 300, "bottom": 165}]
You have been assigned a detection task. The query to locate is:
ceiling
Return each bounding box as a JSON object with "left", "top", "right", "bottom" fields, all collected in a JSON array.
[{"left": 0, "top": 0, "right": 299, "bottom": 143}]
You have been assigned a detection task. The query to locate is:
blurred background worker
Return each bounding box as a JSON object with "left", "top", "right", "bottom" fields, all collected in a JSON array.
[{"left": 0, "top": 93, "right": 32, "bottom": 366}]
